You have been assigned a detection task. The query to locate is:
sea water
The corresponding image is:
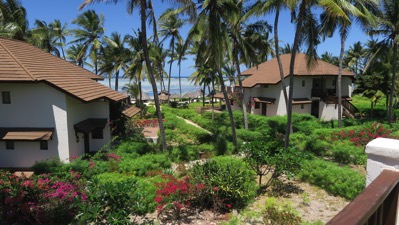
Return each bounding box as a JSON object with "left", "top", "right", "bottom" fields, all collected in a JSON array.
[{"left": 100, "top": 77, "right": 202, "bottom": 97}]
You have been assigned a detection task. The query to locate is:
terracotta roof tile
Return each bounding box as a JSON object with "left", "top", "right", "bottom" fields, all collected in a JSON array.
[
  {"left": 242, "top": 53, "right": 355, "bottom": 88},
  {"left": 122, "top": 106, "right": 141, "bottom": 117},
  {"left": 0, "top": 38, "right": 126, "bottom": 102}
]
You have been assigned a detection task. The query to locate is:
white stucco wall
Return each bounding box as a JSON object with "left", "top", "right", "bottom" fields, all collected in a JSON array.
[
  {"left": 0, "top": 83, "right": 69, "bottom": 167},
  {"left": 319, "top": 101, "right": 339, "bottom": 121},
  {"left": 66, "top": 96, "right": 111, "bottom": 158},
  {"left": 365, "top": 138, "right": 399, "bottom": 186}
]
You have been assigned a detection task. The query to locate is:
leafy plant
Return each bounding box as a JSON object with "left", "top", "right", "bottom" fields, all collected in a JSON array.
[
  {"left": 191, "top": 156, "right": 257, "bottom": 210},
  {"left": 262, "top": 198, "right": 302, "bottom": 225}
]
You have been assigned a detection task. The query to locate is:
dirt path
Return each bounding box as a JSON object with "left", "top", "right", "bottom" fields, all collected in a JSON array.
[{"left": 177, "top": 116, "right": 212, "bottom": 134}]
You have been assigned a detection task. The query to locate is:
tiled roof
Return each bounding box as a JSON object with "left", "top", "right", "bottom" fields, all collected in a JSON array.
[
  {"left": 122, "top": 106, "right": 141, "bottom": 117},
  {"left": 74, "top": 118, "right": 107, "bottom": 134},
  {"left": 0, "top": 128, "right": 54, "bottom": 141},
  {"left": 242, "top": 53, "right": 355, "bottom": 88},
  {"left": 0, "top": 38, "right": 126, "bottom": 102}
]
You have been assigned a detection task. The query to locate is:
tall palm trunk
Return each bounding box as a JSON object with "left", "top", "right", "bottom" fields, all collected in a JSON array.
[
  {"left": 115, "top": 70, "right": 119, "bottom": 91},
  {"left": 203, "top": 82, "right": 206, "bottom": 106},
  {"left": 285, "top": 0, "right": 307, "bottom": 148},
  {"left": 178, "top": 59, "right": 182, "bottom": 97},
  {"left": 212, "top": 78, "right": 215, "bottom": 121},
  {"left": 139, "top": 81, "right": 143, "bottom": 118},
  {"left": 218, "top": 70, "right": 239, "bottom": 152},
  {"left": 140, "top": 0, "right": 166, "bottom": 151},
  {"left": 274, "top": 7, "right": 288, "bottom": 110},
  {"left": 167, "top": 36, "right": 175, "bottom": 104},
  {"left": 233, "top": 46, "right": 248, "bottom": 129},
  {"left": 388, "top": 43, "right": 398, "bottom": 124},
  {"left": 337, "top": 31, "right": 346, "bottom": 128},
  {"left": 61, "top": 46, "right": 66, "bottom": 59}
]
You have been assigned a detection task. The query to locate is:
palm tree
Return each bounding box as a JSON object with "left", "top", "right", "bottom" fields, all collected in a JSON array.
[
  {"left": 188, "top": 0, "right": 240, "bottom": 151},
  {"left": 158, "top": 8, "right": 184, "bottom": 104},
  {"left": 320, "top": 0, "right": 377, "bottom": 128},
  {"left": 101, "top": 32, "right": 129, "bottom": 91},
  {"left": 321, "top": 51, "right": 339, "bottom": 66},
  {"left": 0, "top": 0, "right": 28, "bottom": 40},
  {"left": 66, "top": 44, "right": 87, "bottom": 67},
  {"left": 367, "top": 0, "right": 399, "bottom": 124},
  {"left": 49, "top": 19, "right": 69, "bottom": 59},
  {"left": 247, "top": 0, "right": 293, "bottom": 115},
  {"left": 79, "top": 0, "right": 192, "bottom": 151},
  {"left": 175, "top": 40, "right": 187, "bottom": 98},
  {"left": 284, "top": 0, "right": 321, "bottom": 147},
  {"left": 343, "top": 41, "right": 365, "bottom": 75},
  {"left": 29, "top": 20, "right": 60, "bottom": 56},
  {"left": 71, "top": 10, "right": 105, "bottom": 75}
]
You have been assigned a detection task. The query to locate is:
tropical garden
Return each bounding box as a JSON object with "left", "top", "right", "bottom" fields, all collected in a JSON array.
[{"left": 0, "top": 0, "right": 399, "bottom": 224}]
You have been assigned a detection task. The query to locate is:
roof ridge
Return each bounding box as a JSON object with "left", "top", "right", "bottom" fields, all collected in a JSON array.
[{"left": 0, "top": 39, "right": 36, "bottom": 81}]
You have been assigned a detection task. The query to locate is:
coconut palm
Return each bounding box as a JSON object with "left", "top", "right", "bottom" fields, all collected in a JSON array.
[
  {"left": 158, "top": 8, "right": 184, "bottom": 104},
  {"left": 321, "top": 51, "right": 339, "bottom": 66},
  {"left": 320, "top": 0, "right": 377, "bottom": 128},
  {"left": 187, "top": 0, "right": 240, "bottom": 151},
  {"left": 284, "top": 0, "right": 321, "bottom": 147},
  {"left": 175, "top": 40, "right": 187, "bottom": 98},
  {"left": 66, "top": 43, "right": 88, "bottom": 67},
  {"left": 367, "top": 0, "right": 399, "bottom": 124},
  {"left": 101, "top": 32, "right": 130, "bottom": 91},
  {"left": 49, "top": 19, "right": 69, "bottom": 59},
  {"left": 0, "top": 0, "right": 28, "bottom": 40},
  {"left": 71, "top": 10, "right": 105, "bottom": 75},
  {"left": 343, "top": 41, "right": 366, "bottom": 75},
  {"left": 29, "top": 20, "right": 61, "bottom": 57}
]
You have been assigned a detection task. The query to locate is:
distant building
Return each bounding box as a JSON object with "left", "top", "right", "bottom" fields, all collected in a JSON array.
[
  {"left": 0, "top": 38, "right": 127, "bottom": 169},
  {"left": 240, "top": 53, "right": 355, "bottom": 120}
]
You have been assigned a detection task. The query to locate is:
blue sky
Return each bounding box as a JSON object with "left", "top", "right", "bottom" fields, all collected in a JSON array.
[{"left": 20, "top": 0, "right": 370, "bottom": 77}]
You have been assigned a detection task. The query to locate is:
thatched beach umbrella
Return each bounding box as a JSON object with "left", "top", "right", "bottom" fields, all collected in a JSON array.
[{"left": 170, "top": 93, "right": 181, "bottom": 100}]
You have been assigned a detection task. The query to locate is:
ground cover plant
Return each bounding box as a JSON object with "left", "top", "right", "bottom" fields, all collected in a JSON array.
[{"left": 13, "top": 96, "right": 399, "bottom": 224}]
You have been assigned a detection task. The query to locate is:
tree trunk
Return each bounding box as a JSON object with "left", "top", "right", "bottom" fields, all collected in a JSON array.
[
  {"left": 233, "top": 46, "right": 248, "bottom": 130},
  {"left": 274, "top": 7, "right": 288, "bottom": 111},
  {"left": 212, "top": 78, "right": 215, "bottom": 121},
  {"left": 218, "top": 70, "right": 239, "bottom": 152},
  {"left": 167, "top": 36, "right": 175, "bottom": 104},
  {"left": 284, "top": 0, "right": 306, "bottom": 148},
  {"left": 115, "top": 70, "right": 119, "bottom": 91},
  {"left": 388, "top": 43, "right": 397, "bottom": 124},
  {"left": 178, "top": 60, "right": 182, "bottom": 98},
  {"left": 370, "top": 101, "right": 374, "bottom": 118},
  {"left": 203, "top": 82, "right": 206, "bottom": 106},
  {"left": 140, "top": 0, "right": 167, "bottom": 151},
  {"left": 139, "top": 81, "right": 143, "bottom": 118},
  {"left": 337, "top": 31, "right": 346, "bottom": 128}
]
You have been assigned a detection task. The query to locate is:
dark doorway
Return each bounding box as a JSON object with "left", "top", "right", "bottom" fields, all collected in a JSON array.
[
  {"left": 262, "top": 103, "right": 267, "bottom": 116},
  {"left": 311, "top": 100, "right": 320, "bottom": 118}
]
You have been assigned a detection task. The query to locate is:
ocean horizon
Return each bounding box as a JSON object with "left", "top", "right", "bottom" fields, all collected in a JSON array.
[{"left": 99, "top": 77, "right": 202, "bottom": 97}]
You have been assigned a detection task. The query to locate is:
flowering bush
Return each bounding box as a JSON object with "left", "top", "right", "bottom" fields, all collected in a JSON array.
[
  {"left": 154, "top": 174, "right": 205, "bottom": 221},
  {"left": 0, "top": 170, "right": 86, "bottom": 225},
  {"left": 331, "top": 122, "right": 396, "bottom": 147}
]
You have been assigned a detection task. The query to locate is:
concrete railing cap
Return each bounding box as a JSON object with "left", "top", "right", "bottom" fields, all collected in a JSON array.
[{"left": 366, "top": 138, "right": 399, "bottom": 159}]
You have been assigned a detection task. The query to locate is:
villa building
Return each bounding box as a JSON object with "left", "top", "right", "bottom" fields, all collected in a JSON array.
[
  {"left": 240, "top": 53, "right": 356, "bottom": 120},
  {"left": 0, "top": 38, "right": 127, "bottom": 169}
]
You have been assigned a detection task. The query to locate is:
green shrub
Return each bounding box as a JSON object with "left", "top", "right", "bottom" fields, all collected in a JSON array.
[
  {"left": 236, "top": 129, "right": 263, "bottom": 142},
  {"left": 75, "top": 177, "right": 155, "bottom": 224},
  {"left": 114, "top": 141, "right": 153, "bottom": 157},
  {"left": 297, "top": 158, "right": 365, "bottom": 199},
  {"left": 262, "top": 198, "right": 302, "bottom": 225},
  {"left": 332, "top": 141, "right": 366, "bottom": 165},
  {"left": 95, "top": 172, "right": 133, "bottom": 183},
  {"left": 214, "top": 132, "right": 228, "bottom": 156},
  {"left": 32, "top": 158, "right": 63, "bottom": 174},
  {"left": 118, "top": 154, "right": 171, "bottom": 176},
  {"left": 191, "top": 156, "right": 257, "bottom": 209},
  {"left": 304, "top": 139, "right": 330, "bottom": 156}
]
